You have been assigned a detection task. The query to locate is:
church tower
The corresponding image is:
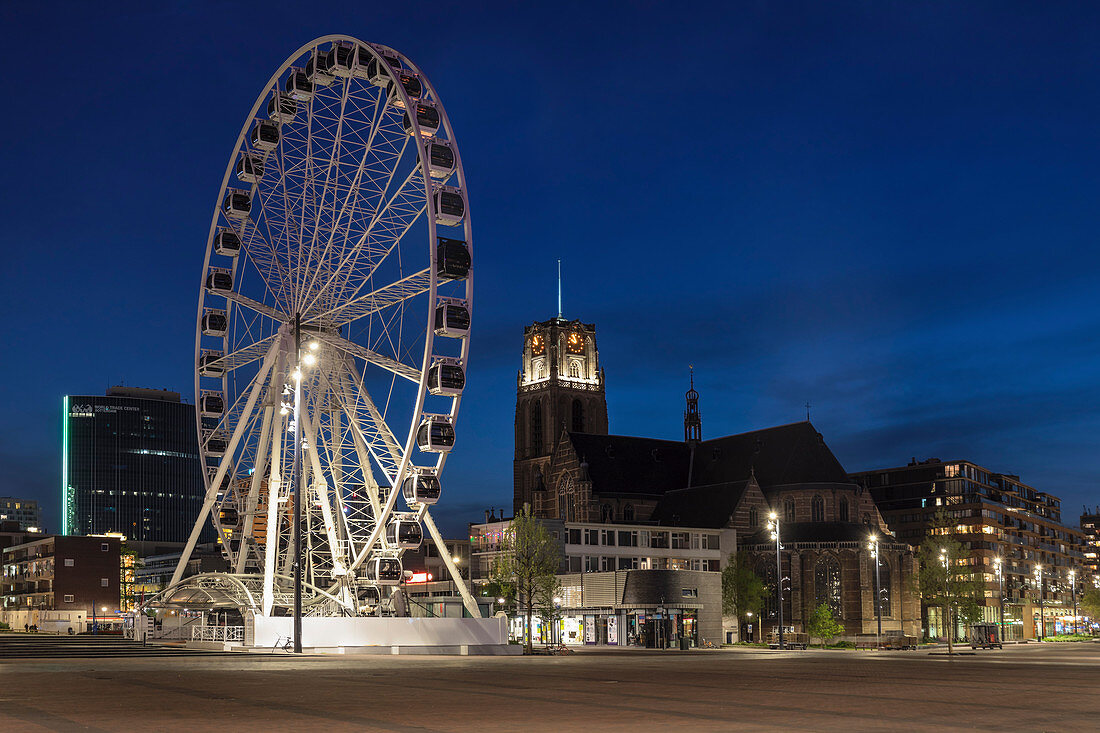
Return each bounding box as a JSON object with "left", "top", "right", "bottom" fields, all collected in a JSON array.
[
  {"left": 513, "top": 317, "right": 608, "bottom": 514},
  {"left": 684, "top": 368, "right": 701, "bottom": 442}
]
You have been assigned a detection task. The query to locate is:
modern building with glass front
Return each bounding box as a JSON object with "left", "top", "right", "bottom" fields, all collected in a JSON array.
[{"left": 63, "top": 387, "right": 210, "bottom": 543}]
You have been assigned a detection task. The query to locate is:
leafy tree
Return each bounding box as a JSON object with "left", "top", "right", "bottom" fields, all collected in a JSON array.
[
  {"left": 1080, "top": 585, "right": 1100, "bottom": 625},
  {"left": 722, "top": 552, "right": 766, "bottom": 640},
  {"left": 807, "top": 602, "right": 844, "bottom": 648},
  {"left": 916, "top": 508, "right": 985, "bottom": 654},
  {"left": 490, "top": 504, "right": 561, "bottom": 654}
]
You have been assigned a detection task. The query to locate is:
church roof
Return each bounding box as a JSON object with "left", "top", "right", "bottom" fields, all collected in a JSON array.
[
  {"left": 568, "top": 421, "right": 849, "bottom": 497},
  {"left": 566, "top": 433, "right": 690, "bottom": 495},
  {"left": 648, "top": 481, "right": 750, "bottom": 528},
  {"left": 691, "top": 421, "right": 850, "bottom": 488}
]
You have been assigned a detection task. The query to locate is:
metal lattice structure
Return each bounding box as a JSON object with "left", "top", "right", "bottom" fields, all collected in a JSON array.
[{"left": 166, "top": 36, "right": 477, "bottom": 618}]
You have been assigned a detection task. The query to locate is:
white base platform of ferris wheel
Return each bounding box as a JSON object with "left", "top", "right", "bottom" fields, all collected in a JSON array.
[{"left": 183, "top": 615, "right": 519, "bottom": 655}]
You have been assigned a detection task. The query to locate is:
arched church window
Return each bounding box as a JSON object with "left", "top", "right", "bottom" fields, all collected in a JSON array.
[
  {"left": 838, "top": 497, "right": 849, "bottom": 523},
  {"left": 815, "top": 556, "right": 842, "bottom": 617},
  {"left": 749, "top": 506, "right": 759, "bottom": 528},
  {"left": 534, "top": 363, "right": 543, "bottom": 379},
  {"left": 784, "top": 499, "right": 795, "bottom": 523},
  {"left": 601, "top": 504, "right": 613, "bottom": 523},
  {"left": 811, "top": 495, "right": 825, "bottom": 522},
  {"left": 530, "top": 400, "right": 542, "bottom": 452},
  {"left": 623, "top": 504, "right": 635, "bottom": 522},
  {"left": 876, "top": 557, "right": 892, "bottom": 617},
  {"left": 569, "top": 361, "right": 581, "bottom": 379},
  {"left": 572, "top": 399, "right": 585, "bottom": 433}
]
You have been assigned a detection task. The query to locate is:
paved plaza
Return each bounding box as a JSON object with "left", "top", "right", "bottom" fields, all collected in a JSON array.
[{"left": 2, "top": 643, "right": 1098, "bottom": 732}]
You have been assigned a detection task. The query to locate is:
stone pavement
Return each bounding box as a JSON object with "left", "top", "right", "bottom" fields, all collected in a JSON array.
[{"left": 1, "top": 642, "right": 1097, "bottom": 732}]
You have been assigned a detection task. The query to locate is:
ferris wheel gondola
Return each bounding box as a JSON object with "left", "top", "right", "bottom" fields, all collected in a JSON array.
[{"left": 172, "top": 36, "right": 478, "bottom": 619}]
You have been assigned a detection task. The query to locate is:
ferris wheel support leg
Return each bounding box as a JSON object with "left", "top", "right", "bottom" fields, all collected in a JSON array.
[
  {"left": 333, "top": 368, "right": 385, "bottom": 515},
  {"left": 299, "top": 393, "right": 348, "bottom": 576},
  {"left": 237, "top": 403, "right": 274, "bottom": 574},
  {"left": 422, "top": 511, "right": 482, "bottom": 618},
  {"left": 262, "top": 374, "right": 286, "bottom": 617},
  {"left": 171, "top": 342, "right": 280, "bottom": 588}
]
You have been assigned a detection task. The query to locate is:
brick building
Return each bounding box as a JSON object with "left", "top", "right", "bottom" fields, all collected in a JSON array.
[{"left": 1, "top": 535, "right": 122, "bottom": 633}]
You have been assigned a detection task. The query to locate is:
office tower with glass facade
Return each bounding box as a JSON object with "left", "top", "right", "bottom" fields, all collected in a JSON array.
[{"left": 63, "top": 387, "right": 209, "bottom": 543}]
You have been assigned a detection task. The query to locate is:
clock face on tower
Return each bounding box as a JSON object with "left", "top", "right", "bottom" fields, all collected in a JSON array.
[
  {"left": 530, "top": 333, "right": 545, "bottom": 356},
  {"left": 567, "top": 331, "right": 585, "bottom": 355}
]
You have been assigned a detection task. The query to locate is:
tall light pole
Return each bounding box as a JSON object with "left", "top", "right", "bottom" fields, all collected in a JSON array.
[
  {"left": 1069, "top": 570, "right": 1078, "bottom": 636},
  {"left": 993, "top": 557, "right": 1005, "bottom": 644},
  {"left": 768, "top": 511, "right": 783, "bottom": 651},
  {"left": 869, "top": 534, "right": 881, "bottom": 649},
  {"left": 940, "top": 548, "right": 952, "bottom": 654},
  {"left": 1033, "top": 564, "right": 1044, "bottom": 642},
  {"left": 290, "top": 319, "right": 320, "bottom": 655}
]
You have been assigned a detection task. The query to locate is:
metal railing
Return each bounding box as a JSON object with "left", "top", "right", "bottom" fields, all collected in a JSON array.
[{"left": 191, "top": 625, "right": 244, "bottom": 643}]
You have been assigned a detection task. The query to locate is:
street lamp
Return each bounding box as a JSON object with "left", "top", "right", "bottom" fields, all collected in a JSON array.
[
  {"left": 290, "top": 322, "right": 320, "bottom": 654},
  {"left": 745, "top": 611, "right": 753, "bottom": 643},
  {"left": 767, "top": 511, "right": 783, "bottom": 651},
  {"left": 1069, "top": 570, "right": 1077, "bottom": 636},
  {"left": 940, "top": 548, "right": 951, "bottom": 650},
  {"left": 993, "top": 557, "right": 1005, "bottom": 644},
  {"left": 1033, "top": 564, "right": 1044, "bottom": 642},
  {"left": 868, "top": 534, "right": 881, "bottom": 649}
]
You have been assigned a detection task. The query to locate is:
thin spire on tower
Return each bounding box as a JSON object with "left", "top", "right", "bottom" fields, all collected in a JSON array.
[{"left": 557, "top": 259, "right": 562, "bottom": 318}]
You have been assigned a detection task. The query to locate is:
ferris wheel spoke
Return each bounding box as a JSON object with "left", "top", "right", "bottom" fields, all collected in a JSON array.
[
  {"left": 218, "top": 289, "right": 289, "bottom": 324},
  {"left": 315, "top": 330, "right": 419, "bottom": 383},
  {"left": 297, "top": 92, "right": 394, "bottom": 311},
  {"left": 307, "top": 267, "right": 431, "bottom": 329},
  {"left": 298, "top": 74, "right": 354, "bottom": 312}
]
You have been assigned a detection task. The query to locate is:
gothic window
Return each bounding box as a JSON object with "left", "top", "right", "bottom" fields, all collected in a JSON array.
[
  {"left": 749, "top": 506, "right": 758, "bottom": 528},
  {"left": 875, "top": 557, "right": 892, "bottom": 617},
  {"left": 811, "top": 495, "right": 825, "bottom": 522},
  {"left": 557, "top": 488, "right": 566, "bottom": 520},
  {"left": 569, "top": 361, "right": 581, "bottom": 379},
  {"left": 534, "top": 362, "right": 543, "bottom": 379},
  {"left": 572, "top": 398, "right": 584, "bottom": 433},
  {"left": 759, "top": 557, "right": 791, "bottom": 622},
  {"left": 784, "top": 499, "right": 795, "bottom": 523},
  {"left": 838, "top": 497, "right": 849, "bottom": 523},
  {"left": 623, "top": 503, "right": 635, "bottom": 522},
  {"left": 530, "top": 400, "right": 542, "bottom": 452},
  {"left": 601, "top": 504, "right": 613, "bottom": 523},
  {"left": 814, "top": 556, "right": 842, "bottom": 617}
]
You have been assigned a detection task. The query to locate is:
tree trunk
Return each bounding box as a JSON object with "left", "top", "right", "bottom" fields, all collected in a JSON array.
[
  {"left": 525, "top": 586, "right": 533, "bottom": 655},
  {"left": 945, "top": 604, "right": 953, "bottom": 655}
]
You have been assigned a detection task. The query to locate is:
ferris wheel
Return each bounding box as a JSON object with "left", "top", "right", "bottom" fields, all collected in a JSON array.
[{"left": 169, "top": 36, "right": 476, "bottom": 618}]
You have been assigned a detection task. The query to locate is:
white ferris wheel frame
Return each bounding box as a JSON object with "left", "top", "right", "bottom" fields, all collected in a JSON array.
[{"left": 169, "top": 35, "right": 478, "bottom": 617}]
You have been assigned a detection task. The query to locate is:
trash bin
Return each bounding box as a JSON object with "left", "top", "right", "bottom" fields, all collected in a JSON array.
[{"left": 680, "top": 637, "right": 689, "bottom": 650}]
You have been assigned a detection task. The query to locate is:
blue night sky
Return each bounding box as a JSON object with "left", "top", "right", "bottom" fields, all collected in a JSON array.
[{"left": 3, "top": 2, "right": 1100, "bottom": 537}]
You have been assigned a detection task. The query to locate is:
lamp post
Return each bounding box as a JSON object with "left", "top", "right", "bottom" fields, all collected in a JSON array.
[
  {"left": 1034, "top": 564, "right": 1044, "bottom": 641},
  {"left": 768, "top": 511, "right": 783, "bottom": 650},
  {"left": 745, "top": 610, "right": 753, "bottom": 643},
  {"left": 940, "top": 548, "right": 952, "bottom": 653},
  {"left": 868, "top": 534, "right": 881, "bottom": 649},
  {"left": 993, "top": 557, "right": 1005, "bottom": 644},
  {"left": 1069, "top": 570, "right": 1077, "bottom": 636},
  {"left": 290, "top": 321, "right": 320, "bottom": 654}
]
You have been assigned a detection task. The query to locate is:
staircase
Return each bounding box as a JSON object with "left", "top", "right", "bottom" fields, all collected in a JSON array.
[{"left": 0, "top": 632, "right": 231, "bottom": 658}]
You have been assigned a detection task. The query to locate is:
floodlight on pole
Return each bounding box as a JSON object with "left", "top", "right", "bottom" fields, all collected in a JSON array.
[{"left": 868, "top": 534, "right": 881, "bottom": 649}]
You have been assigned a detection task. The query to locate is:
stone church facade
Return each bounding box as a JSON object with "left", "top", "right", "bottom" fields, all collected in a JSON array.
[{"left": 513, "top": 321, "right": 920, "bottom": 639}]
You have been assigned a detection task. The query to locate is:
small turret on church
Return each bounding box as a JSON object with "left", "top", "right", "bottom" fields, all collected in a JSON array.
[
  {"left": 513, "top": 317, "right": 608, "bottom": 514},
  {"left": 684, "top": 368, "right": 701, "bottom": 442}
]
